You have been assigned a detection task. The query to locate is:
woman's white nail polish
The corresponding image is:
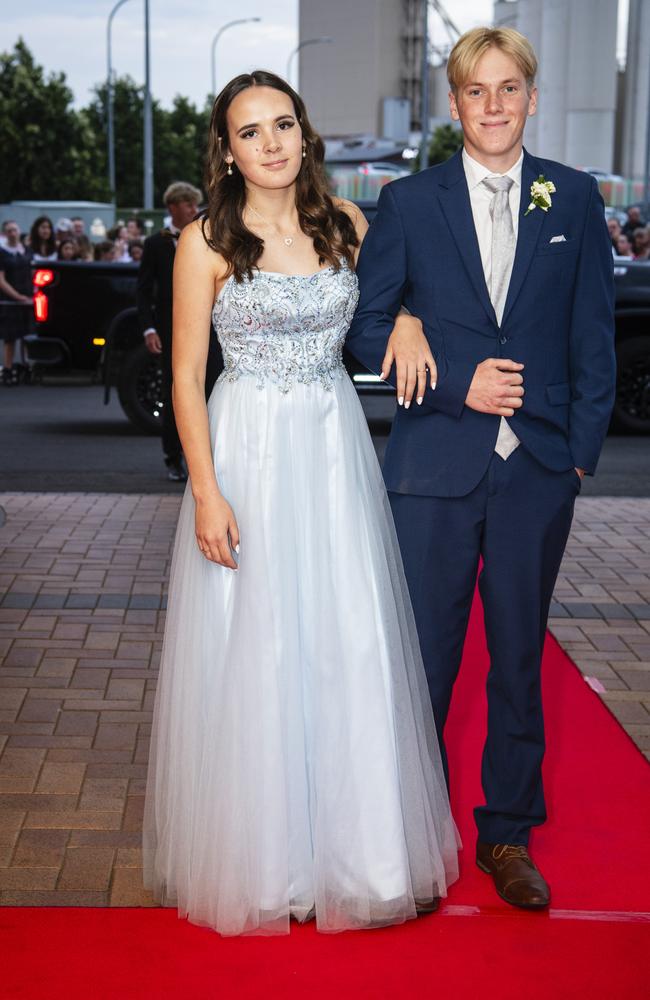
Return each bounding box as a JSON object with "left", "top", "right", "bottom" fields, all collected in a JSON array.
[
  {"left": 235, "top": 544, "right": 240, "bottom": 554},
  {"left": 398, "top": 396, "right": 404, "bottom": 406},
  {"left": 417, "top": 396, "right": 423, "bottom": 405},
  {"left": 404, "top": 400, "right": 410, "bottom": 409},
  {"left": 431, "top": 381, "right": 437, "bottom": 391}
]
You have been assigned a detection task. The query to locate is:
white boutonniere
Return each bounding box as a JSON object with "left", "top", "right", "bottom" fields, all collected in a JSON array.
[{"left": 524, "top": 175, "right": 556, "bottom": 216}]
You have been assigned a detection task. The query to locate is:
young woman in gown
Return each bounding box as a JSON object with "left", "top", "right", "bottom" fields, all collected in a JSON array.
[{"left": 142, "top": 70, "right": 459, "bottom": 936}]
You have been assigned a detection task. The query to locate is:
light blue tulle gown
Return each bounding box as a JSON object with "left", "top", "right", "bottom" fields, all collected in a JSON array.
[{"left": 142, "top": 261, "right": 459, "bottom": 935}]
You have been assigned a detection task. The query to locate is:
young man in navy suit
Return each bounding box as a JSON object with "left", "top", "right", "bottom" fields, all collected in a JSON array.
[{"left": 346, "top": 27, "right": 616, "bottom": 909}]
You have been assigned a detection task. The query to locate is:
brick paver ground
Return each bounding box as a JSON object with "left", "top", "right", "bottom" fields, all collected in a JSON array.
[{"left": 0, "top": 492, "right": 648, "bottom": 904}]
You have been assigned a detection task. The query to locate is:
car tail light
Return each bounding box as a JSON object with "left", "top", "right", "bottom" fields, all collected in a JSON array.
[
  {"left": 33, "top": 268, "right": 54, "bottom": 288},
  {"left": 34, "top": 291, "right": 48, "bottom": 322}
]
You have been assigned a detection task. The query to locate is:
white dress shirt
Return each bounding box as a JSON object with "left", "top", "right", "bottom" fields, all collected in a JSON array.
[{"left": 462, "top": 147, "right": 522, "bottom": 459}]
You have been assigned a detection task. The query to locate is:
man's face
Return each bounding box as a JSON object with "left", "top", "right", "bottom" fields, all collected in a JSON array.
[
  {"left": 168, "top": 200, "right": 198, "bottom": 230},
  {"left": 449, "top": 46, "right": 536, "bottom": 166},
  {"left": 5, "top": 223, "right": 20, "bottom": 244},
  {"left": 628, "top": 207, "right": 641, "bottom": 225},
  {"left": 72, "top": 219, "right": 84, "bottom": 236}
]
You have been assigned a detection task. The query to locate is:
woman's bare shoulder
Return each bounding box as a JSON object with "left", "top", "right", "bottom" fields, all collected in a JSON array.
[{"left": 178, "top": 218, "right": 227, "bottom": 277}]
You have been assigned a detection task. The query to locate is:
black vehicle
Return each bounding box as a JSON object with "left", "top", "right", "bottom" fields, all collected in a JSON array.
[{"left": 24, "top": 213, "right": 650, "bottom": 435}]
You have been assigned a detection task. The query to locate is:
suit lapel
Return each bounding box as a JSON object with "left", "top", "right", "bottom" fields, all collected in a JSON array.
[
  {"left": 500, "top": 149, "right": 545, "bottom": 326},
  {"left": 436, "top": 151, "right": 497, "bottom": 328}
]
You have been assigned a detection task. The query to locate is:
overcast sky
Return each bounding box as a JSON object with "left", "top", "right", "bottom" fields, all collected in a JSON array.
[{"left": 3, "top": 0, "right": 505, "bottom": 109}]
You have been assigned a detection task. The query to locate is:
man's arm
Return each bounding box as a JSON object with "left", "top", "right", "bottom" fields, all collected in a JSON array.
[
  {"left": 347, "top": 183, "right": 518, "bottom": 419},
  {"left": 568, "top": 178, "right": 616, "bottom": 475}
]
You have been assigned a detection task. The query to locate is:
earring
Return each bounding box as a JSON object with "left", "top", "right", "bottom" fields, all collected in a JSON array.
[
  {"left": 302, "top": 145, "right": 306, "bottom": 159},
  {"left": 227, "top": 162, "right": 233, "bottom": 176}
]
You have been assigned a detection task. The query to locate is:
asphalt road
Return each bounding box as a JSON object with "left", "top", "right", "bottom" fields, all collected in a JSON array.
[{"left": 0, "top": 380, "right": 648, "bottom": 496}]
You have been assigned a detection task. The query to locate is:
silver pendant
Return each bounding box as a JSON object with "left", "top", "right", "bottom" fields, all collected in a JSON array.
[{"left": 284, "top": 237, "right": 293, "bottom": 246}]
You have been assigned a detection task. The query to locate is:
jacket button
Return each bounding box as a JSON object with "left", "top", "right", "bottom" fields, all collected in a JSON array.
[{"left": 499, "top": 335, "right": 507, "bottom": 344}]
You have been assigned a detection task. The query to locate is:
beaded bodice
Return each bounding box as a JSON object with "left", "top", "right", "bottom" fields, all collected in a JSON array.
[{"left": 211, "top": 263, "right": 359, "bottom": 392}]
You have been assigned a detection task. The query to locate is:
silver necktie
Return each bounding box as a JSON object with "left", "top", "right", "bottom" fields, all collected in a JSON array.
[
  {"left": 483, "top": 174, "right": 520, "bottom": 460},
  {"left": 483, "top": 175, "right": 516, "bottom": 324}
]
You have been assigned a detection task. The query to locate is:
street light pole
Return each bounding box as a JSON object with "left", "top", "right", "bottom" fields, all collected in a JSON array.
[
  {"left": 286, "top": 37, "right": 333, "bottom": 90},
  {"left": 107, "top": 0, "right": 134, "bottom": 203},
  {"left": 143, "top": 0, "right": 153, "bottom": 210},
  {"left": 210, "top": 18, "right": 262, "bottom": 98},
  {"left": 644, "top": 50, "right": 650, "bottom": 219},
  {"left": 419, "top": 0, "right": 430, "bottom": 171}
]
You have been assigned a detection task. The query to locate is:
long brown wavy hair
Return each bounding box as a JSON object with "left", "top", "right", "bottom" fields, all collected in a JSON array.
[{"left": 202, "top": 70, "right": 358, "bottom": 281}]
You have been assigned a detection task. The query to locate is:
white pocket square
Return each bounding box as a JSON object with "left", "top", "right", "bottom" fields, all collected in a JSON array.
[{"left": 549, "top": 234, "right": 566, "bottom": 243}]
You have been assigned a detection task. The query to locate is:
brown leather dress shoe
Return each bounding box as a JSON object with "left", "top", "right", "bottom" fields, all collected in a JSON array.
[{"left": 476, "top": 842, "right": 550, "bottom": 909}]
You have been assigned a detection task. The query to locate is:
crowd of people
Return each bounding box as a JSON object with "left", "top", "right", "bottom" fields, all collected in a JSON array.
[
  {"left": 0, "top": 214, "right": 146, "bottom": 385},
  {"left": 607, "top": 204, "right": 650, "bottom": 260},
  {"left": 0, "top": 214, "right": 146, "bottom": 263}
]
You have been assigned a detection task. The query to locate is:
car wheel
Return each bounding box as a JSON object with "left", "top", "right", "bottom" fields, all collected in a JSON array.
[
  {"left": 117, "top": 343, "right": 163, "bottom": 434},
  {"left": 613, "top": 336, "right": 650, "bottom": 434}
]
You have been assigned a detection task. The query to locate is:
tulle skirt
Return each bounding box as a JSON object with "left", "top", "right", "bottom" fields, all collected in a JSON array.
[{"left": 142, "top": 372, "right": 459, "bottom": 935}]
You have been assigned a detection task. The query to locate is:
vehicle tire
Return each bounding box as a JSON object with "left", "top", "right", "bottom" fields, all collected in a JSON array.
[
  {"left": 612, "top": 336, "right": 650, "bottom": 434},
  {"left": 117, "top": 343, "right": 163, "bottom": 435}
]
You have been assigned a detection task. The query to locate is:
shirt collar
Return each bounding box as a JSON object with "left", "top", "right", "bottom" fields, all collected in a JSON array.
[{"left": 462, "top": 147, "right": 523, "bottom": 191}]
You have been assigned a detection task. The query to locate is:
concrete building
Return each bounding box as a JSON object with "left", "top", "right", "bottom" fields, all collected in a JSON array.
[
  {"left": 620, "top": 0, "right": 650, "bottom": 181},
  {"left": 298, "top": 0, "right": 425, "bottom": 137},
  {"left": 493, "top": 0, "right": 619, "bottom": 171}
]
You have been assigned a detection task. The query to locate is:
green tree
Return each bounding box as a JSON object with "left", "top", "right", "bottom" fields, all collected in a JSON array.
[
  {"left": 86, "top": 79, "right": 211, "bottom": 206},
  {"left": 0, "top": 39, "right": 107, "bottom": 201},
  {"left": 413, "top": 123, "right": 464, "bottom": 172}
]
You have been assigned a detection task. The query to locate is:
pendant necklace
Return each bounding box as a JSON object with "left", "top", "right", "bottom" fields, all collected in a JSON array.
[{"left": 248, "top": 204, "right": 296, "bottom": 247}]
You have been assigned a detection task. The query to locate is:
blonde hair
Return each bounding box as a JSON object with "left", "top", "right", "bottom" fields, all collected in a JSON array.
[
  {"left": 447, "top": 27, "right": 537, "bottom": 95},
  {"left": 163, "top": 181, "right": 203, "bottom": 206}
]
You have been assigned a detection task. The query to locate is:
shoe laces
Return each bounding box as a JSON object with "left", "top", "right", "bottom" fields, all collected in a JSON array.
[{"left": 493, "top": 844, "right": 532, "bottom": 864}]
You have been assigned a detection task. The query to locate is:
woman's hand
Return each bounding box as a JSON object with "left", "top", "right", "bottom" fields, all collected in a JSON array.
[
  {"left": 380, "top": 314, "right": 438, "bottom": 408},
  {"left": 195, "top": 493, "right": 240, "bottom": 570}
]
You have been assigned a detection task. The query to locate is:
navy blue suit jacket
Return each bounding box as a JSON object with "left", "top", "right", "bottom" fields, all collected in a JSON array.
[{"left": 346, "top": 148, "right": 616, "bottom": 497}]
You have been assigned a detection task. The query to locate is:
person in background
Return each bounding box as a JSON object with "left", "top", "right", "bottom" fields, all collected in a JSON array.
[
  {"left": 55, "top": 218, "right": 74, "bottom": 242},
  {"left": 0, "top": 221, "right": 33, "bottom": 386},
  {"left": 29, "top": 216, "right": 57, "bottom": 261},
  {"left": 137, "top": 181, "right": 222, "bottom": 482},
  {"left": 606, "top": 216, "right": 621, "bottom": 251},
  {"left": 632, "top": 226, "right": 650, "bottom": 261},
  {"left": 622, "top": 205, "right": 646, "bottom": 240},
  {"left": 71, "top": 217, "right": 86, "bottom": 238},
  {"left": 94, "top": 240, "right": 116, "bottom": 262},
  {"left": 128, "top": 239, "right": 144, "bottom": 262},
  {"left": 75, "top": 235, "right": 94, "bottom": 262},
  {"left": 57, "top": 238, "right": 79, "bottom": 261},
  {"left": 615, "top": 233, "right": 634, "bottom": 258},
  {"left": 107, "top": 225, "right": 131, "bottom": 262},
  {"left": 126, "top": 218, "right": 145, "bottom": 239}
]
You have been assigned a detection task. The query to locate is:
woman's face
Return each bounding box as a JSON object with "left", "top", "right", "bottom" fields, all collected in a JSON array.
[
  {"left": 225, "top": 86, "right": 303, "bottom": 192},
  {"left": 60, "top": 241, "right": 76, "bottom": 260},
  {"left": 38, "top": 220, "right": 52, "bottom": 240}
]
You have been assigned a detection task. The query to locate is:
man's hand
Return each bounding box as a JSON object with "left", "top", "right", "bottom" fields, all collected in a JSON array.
[
  {"left": 575, "top": 468, "right": 585, "bottom": 479},
  {"left": 380, "top": 315, "right": 438, "bottom": 408},
  {"left": 465, "top": 358, "right": 525, "bottom": 416},
  {"left": 144, "top": 331, "right": 162, "bottom": 354}
]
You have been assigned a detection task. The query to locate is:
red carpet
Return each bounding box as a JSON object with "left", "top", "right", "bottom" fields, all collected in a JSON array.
[{"left": 3, "top": 598, "right": 649, "bottom": 999}]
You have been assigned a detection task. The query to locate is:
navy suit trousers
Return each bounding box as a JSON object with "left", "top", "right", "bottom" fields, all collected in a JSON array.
[{"left": 389, "top": 446, "right": 580, "bottom": 845}]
